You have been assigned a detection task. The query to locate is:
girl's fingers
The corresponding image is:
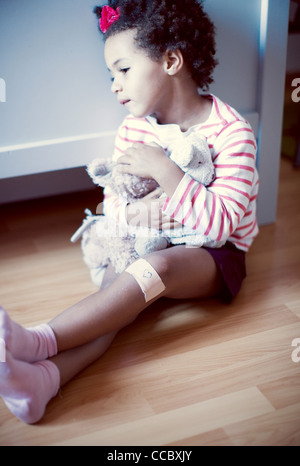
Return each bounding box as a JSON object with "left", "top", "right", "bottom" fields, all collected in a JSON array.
[
  {"left": 143, "top": 187, "right": 164, "bottom": 200},
  {"left": 117, "top": 155, "right": 131, "bottom": 165},
  {"left": 161, "top": 219, "right": 182, "bottom": 230}
]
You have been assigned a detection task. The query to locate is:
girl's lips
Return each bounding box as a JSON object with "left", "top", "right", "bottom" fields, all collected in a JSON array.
[{"left": 119, "top": 99, "right": 130, "bottom": 106}]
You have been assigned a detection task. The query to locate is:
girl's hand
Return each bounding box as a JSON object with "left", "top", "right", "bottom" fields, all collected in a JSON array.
[
  {"left": 126, "top": 187, "right": 181, "bottom": 230},
  {"left": 117, "top": 142, "right": 185, "bottom": 198},
  {"left": 117, "top": 142, "right": 167, "bottom": 180}
]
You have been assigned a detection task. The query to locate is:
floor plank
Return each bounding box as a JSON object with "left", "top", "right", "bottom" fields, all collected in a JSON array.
[{"left": 0, "top": 157, "right": 299, "bottom": 446}]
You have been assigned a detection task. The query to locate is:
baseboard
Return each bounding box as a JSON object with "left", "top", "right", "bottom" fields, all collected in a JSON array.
[
  {"left": 0, "top": 131, "right": 116, "bottom": 179},
  {"left": 0, "top": 112, "right": 259, "bottom": 204},
  {"left": 0, "top": 166, "right": 98, "bottom": 204}
]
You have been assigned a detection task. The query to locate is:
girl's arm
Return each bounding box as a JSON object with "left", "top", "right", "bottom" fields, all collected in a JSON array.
[
  {"left": 103, "top": 185, "right": 128, "bottom": 225},
  {"left": 117, "top": 141, "right": 185, "bottom": 198},
  {"left": 106, "top": 114, "right": 183, "bottom": 229},
  {"left": 117, "top": 122, "right": 258, "bottom": 245},
  {"left": 116, "top": 142, "right": 185, "bottom": 229},
  {"left": 103, "top": 117, "right": 145, "bottom": 225},
  {"left": 161, "top": 122, "right": 259, "bottom": 247}
]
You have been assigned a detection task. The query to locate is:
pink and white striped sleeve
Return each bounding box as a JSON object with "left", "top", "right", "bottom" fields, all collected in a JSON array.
[
  {"left": 162, "top": 121, "right": 259, "bottom": 251},
  {"left": 103, "top": 116, "right": 159, "bottom": 224}
]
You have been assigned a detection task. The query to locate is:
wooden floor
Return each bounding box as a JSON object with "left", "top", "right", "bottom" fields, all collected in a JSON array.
[{"left": 0, "top": 157, "right": 299, "bottom": 446}]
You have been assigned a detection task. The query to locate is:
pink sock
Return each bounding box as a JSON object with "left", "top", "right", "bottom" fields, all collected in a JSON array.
[
  {"left": 0, "top": 350, "right": 60, "bottom": 424},
  {"left": 0, "top": 306, "right": 57, "bottom": 362}
]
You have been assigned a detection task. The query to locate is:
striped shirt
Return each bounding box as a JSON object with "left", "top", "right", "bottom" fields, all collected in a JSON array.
[{"left": 104, "top": 94, "right": 259, "bottom": 252}]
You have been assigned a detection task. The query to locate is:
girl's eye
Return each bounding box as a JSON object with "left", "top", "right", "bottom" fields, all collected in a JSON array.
[{"left": 110, "top": 68, "right": 129, "bottom": 82}]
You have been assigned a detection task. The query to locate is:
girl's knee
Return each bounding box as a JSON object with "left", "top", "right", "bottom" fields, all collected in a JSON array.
[
  {"left": 143, "top": 250, "right": 173, "bottom": 285},
  {"left": 127, "top": 247, "right": 187, "bottom": 299}
]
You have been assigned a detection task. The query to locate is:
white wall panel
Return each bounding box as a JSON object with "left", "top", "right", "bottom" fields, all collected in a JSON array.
[{"left": 0, "top": 0, "right": 290, "bottom": 225}]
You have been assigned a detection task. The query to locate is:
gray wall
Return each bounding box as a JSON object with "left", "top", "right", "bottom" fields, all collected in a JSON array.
[
  {"left": 0, "top": 0, "right": 126, "bottom": 146},
  {"left": 0, "top": 0, "right": 290, "bottom": 225}
]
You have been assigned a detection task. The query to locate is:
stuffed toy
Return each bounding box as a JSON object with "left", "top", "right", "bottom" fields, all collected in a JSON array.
[{"left": 71, "top": 132, "right": 216, "bottom": 280}]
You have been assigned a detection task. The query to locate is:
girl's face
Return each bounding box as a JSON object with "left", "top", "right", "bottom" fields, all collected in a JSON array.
[{"left": 104, "top": 29, "right": 170, "bottom": 120}]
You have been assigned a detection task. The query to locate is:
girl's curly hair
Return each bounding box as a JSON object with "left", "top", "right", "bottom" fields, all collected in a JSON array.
[{"left": 94, "top": 0, "right": 218, "bottom": 90}]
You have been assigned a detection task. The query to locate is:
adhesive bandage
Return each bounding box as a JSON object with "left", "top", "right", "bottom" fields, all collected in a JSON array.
[
  {"left": 125, "top": 258, "right": 166, "bottom": 302},
  {"left": 0, "top": 337, "right": 6, "bottom": 363}
]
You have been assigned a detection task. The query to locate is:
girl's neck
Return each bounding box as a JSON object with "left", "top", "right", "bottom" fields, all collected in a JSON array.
[{"left": 153, "top": 77, "right": 212, "bottom": 132}]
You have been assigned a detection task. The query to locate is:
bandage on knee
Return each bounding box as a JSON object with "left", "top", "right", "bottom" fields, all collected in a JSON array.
[{"left": 125, "top": 258, "right": 166, "bottom": 302}]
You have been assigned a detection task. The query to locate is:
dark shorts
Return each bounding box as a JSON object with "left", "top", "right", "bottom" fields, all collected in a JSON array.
[{"left": 203, "top": 242, "right": 247, "bottom": 303}]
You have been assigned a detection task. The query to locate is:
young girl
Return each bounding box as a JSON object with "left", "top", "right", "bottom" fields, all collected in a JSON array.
[{"left": 0, "top": 0, "right": 259, "bottom": 424}]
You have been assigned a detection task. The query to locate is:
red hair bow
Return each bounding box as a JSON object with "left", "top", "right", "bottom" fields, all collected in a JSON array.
[{"left": 100, "top": 6, "right": 121, "bottom": 33}]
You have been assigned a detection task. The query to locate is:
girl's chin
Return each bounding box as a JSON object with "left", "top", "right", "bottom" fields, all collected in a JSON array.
[{"left": 126, "top": 103, "right": 151, "bottom": 119}]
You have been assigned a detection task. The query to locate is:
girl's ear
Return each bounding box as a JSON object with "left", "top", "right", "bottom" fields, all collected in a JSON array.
[{"left": 163, "top": 49, "right": 184, "bottom": 76}]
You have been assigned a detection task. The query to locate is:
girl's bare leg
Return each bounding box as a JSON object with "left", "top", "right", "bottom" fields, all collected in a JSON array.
[
  {"left": 0, "top": 246, "right": 221, "bottom": 424},
  {"left": 50, "top": 331, "right": 118, "bottom": 386},
  {"left": 49, "top": 264, "right": 119, "bottom": 386},
  {"left": 49, "top": 246, "right": 222, "bottom": 352}
]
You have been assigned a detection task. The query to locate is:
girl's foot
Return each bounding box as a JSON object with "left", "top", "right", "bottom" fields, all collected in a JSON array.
[
  {"left": 0, "top": 350, "right": 60, "bottom": 424},
  {"left": 0, "top": 306, "right": 57, "bottom": 363}
]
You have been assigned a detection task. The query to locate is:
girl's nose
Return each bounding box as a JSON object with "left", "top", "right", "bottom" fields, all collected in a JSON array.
[{"left": 111, "top": 79, "right": 121, "bottom": 94}]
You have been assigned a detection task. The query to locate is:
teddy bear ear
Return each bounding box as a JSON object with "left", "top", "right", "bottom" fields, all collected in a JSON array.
[
  {"left": 95, "top": 171, "right": 113, "bottom": 187},
  {"left": 170, "top": 139, "right": 193, "bottom": 167},
  {"left": 87, "top": 158, "right": 115, "bottom": 187}
]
